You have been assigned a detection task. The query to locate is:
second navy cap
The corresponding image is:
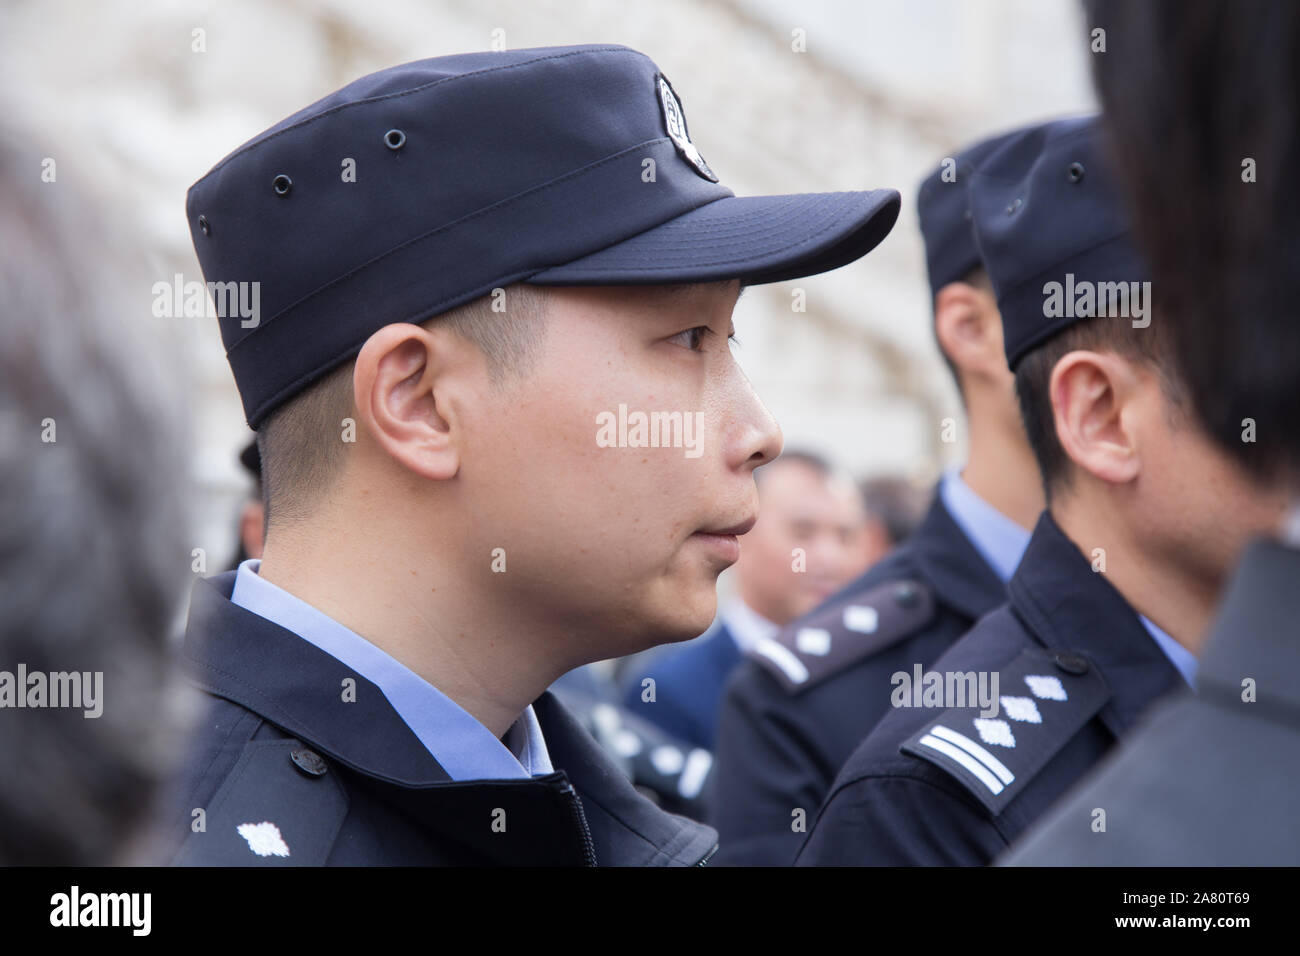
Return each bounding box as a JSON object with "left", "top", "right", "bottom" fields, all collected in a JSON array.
[
  {"left": 186, "top": 44, "right": 901, "bottom": 427},
  {"left": 968, "top": 115, "right": 1150, "bottom": 370}
]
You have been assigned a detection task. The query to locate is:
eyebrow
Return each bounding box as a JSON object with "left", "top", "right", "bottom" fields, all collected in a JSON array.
[{"left": 657, "top": 280, "right": 748, "bottom": 300}]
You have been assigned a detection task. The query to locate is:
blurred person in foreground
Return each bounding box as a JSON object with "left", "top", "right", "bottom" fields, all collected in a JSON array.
[
  {"left": 0, "top": 122, "right": 189, "bottom": 864},
  {"left": 1004, "top": 0, "right": 1300, "bottom": 865},
  {"left": 226, "top": 439, "right": 264, "bottom": 570}
]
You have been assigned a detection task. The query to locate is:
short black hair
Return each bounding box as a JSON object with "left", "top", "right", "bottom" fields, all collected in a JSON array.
[
  {"left": 1087, "top": 0, "right": 1300, "bottom": 479},
  {"left": 1014, "top": 309, "right": 1184, "bottom": 500},
  {"left": 257, "top": 283, "right": 549, "bottom": 529}
]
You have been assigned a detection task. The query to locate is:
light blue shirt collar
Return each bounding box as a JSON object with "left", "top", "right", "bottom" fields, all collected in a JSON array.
[
  {"left": 939, "top": 469, "right": 1032, "bottom": 584},
  {"left": 1138, "top": 615, "right": 1198, "bottom": 688},
  {"left": 719, "top": 597, "right": 778, "bottom": 654},
  {"left": 229, "top": 559, "right": 552, "bottom": 781}
]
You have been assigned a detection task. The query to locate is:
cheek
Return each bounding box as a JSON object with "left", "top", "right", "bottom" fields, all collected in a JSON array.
[{"left": 468, "top": 364, "right": 711, "bottom": 578}]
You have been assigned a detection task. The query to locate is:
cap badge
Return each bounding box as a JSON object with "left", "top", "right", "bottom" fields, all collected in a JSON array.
[{"left": 656, "top": 74, "right": 718, "bottom": 182}]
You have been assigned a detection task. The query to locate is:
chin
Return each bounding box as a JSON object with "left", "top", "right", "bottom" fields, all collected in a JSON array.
[{"left": 642, "top": 584, "right": 718, "bottom": 646}]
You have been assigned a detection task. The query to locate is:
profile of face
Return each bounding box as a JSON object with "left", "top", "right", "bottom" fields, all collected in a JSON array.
[
  {"left": 733, "top": 459, "right": 871, "bottom": 627},
  {"left": 1126, "top": 375, "right": 1289, "bottom": 584},
  {"left": 411, "top": 280, "right": 783, "bottom": 663},
  {"left": 1051, "top": 349, "right": 1289, "bottom": 584}
]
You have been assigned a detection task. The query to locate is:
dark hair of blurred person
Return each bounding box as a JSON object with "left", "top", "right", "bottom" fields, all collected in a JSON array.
[
  {"left": 857, "top": 474, "right": 929, "bottom": 554},
  {"left": 1087, "top": 0, "right": 1300, "bottom": 481},
  {"left": 227, "top": 439, "right": 265, "bottom": 570},
  {"left": 0, "top": 123, "right": 190, "bottom": 864}
]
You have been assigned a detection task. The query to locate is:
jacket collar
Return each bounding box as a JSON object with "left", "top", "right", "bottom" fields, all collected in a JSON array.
[
  {"left": 185, "top": 571, "right": 448, "bottom": 785},
  {"left": 1007, "top": 511, "right": 1182, "bottom": 737},
  {"left": 182, "top": 573, "right": 718, "bottom": 865},
  {"left": 908, "top": 491, "right": 1009, "bottom": 621}
]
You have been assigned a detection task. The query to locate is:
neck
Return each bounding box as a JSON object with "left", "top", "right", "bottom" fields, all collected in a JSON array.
[
  {"left": 1051, "top": 491, "right": 1219, "bottom": 657},
  {"left": 960, "top": 398, "right": 1044, "bottom": 531},
  {"left": 256, "top": 510, "right": 557, "bottom": 739}
]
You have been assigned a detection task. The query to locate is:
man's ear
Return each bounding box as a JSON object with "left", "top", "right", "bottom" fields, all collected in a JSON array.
[
  {"left": 934, "top": 282, "right": 1003, "bottom": 381},
  {"left": 352, "top": 323, "right": 459, "bottom": 481},
  {"left": 1049, "top": 350, "right": 1142, "bottom": 486}
]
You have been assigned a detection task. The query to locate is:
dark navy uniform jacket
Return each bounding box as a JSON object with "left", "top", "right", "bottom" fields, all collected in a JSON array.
[
  {"left": 164, "top": 573, "right": 719, "bottom": 866},
  {"left": 621, "top": 622, "right": 741, "bottom": 751},
  {"left": 794, "top": 511, "right": 1183, "bottom": 866},
  {"left": 1002, "top": 538, "right": 1300, "bottom": 866},
  {"left": 707, "top": 492, "right": 1007, "bottom": 865}
]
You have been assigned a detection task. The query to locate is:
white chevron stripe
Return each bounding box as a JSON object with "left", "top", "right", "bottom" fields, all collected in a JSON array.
[
  {"left": 678, "top": 748, "right": 713, "bottom": 800},
  {"left": 753, "top": 638, "right": 810, "bottom": 685},
  {"left": 917, "top": 734, "right": 1004, "bottom": 795},
  {"left": 931, "top": 724, "right": 1015, "bottom": 784}
]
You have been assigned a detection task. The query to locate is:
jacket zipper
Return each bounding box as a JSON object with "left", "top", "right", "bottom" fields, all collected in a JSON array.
[
  {"left": 696, "top": 843, "right": 719, "bottom": 866},
  {"left": 558, "top": 779, "right": 598, "bottom": 867}
]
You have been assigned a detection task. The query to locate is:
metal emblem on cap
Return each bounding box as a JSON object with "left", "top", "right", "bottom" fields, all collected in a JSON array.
[{"left": 656, "top": 73, "right": 718, "bottom": 182}]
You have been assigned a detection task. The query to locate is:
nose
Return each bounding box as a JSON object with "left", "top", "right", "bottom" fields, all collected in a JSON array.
[{"left": 728, "top": 367, "right": 783, "bottom": 474}]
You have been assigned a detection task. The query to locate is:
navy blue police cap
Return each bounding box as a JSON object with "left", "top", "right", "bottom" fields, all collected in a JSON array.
[
  {"left": 968, "top": 115, "right": 1150, "bottom": 370},
  {"left": 916, "top": 127, "right": 1023, "bottom": 299},
  {"left": 186, "top": 44, "right": 902, "bottom": 427}
]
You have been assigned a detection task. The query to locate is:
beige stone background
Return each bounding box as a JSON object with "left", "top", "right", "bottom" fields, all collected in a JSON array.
[{"left": 0, "top": 0, "right": 1096, "bottom": 569}]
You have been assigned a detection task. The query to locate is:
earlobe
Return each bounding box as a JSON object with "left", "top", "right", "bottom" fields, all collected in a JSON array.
[
  {"left": 353, "top": 324, "right": 460, "bottom": 481},
  {"left": 1050, "top": 351, "right": 1141, "bottom": 486}
]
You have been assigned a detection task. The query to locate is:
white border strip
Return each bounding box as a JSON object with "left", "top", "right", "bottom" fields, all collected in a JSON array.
[{"left": 932, "top": 724, "right": 1015, "bottom": 784}]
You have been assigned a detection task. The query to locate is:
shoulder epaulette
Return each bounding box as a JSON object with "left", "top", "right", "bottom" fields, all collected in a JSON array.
[
  {"left": 899, "top": 647, "right": 1110, "bottom": 816},
  {"left": 172, "top": 737, "right": 348, "bottom": 865},
  {"left": 748, "top": 579, "right": 937, "bottom": 695}
]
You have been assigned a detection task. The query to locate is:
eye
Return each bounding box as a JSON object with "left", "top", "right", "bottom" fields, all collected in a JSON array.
[
  {"left": 668, "top": 326, "right": 740, "bottom": 352},
  {"left": 668, "top": 326, "right": 712, "bottom": 351}
]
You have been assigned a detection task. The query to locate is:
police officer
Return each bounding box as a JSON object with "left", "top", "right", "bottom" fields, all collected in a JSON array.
[
  {"left": 1000, "top": 0, "right": 1300, "bottom": 866},
  {"left": 795, "top": 116, "right": 1289, "bottom": 866},
  {"left": 707, "top": 128, "right": 1043, "bottom": 865},
  {"left": 165, "top": 44, "right": 900, "bottom": 865}
]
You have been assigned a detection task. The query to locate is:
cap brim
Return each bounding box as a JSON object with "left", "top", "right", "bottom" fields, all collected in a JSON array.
[{"left": 526, "top": 189, "right": 901, "bottom": 286}]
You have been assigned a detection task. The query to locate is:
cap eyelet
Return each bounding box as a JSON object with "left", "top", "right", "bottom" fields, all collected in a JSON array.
[
  {"left": 198, "top": 214, "right": 210, "bottom": 236},
  {"left": 1006, "top": 197, "right": 1022, "bottom": 215},
  {"left": 384, "top": 128, "right": 406, "bottom": 151},
  {"left": 272, "top": 174, "right": 293, "bottom": 196},
  {"left": 1067, "top": 161, "right": 1086, "bottom": 183}
]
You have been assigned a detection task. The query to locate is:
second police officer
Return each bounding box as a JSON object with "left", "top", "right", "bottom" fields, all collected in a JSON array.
[
  {"left": 707, "top": 128, "right": 1043, "bottom": 865},
  {"left": 795, "top": 116, "right": 1290, "bottom": 866}
]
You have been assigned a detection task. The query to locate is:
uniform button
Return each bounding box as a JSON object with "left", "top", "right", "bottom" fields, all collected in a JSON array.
[
  {"left": 894, "top": 582, "right": 921, "bottom": 608},
  {"left": 290, "top": 747, "right": 328, "bottom": 777},
  {"left": 1053, "top": 651, "right": 1090, "bottom": 675}
]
